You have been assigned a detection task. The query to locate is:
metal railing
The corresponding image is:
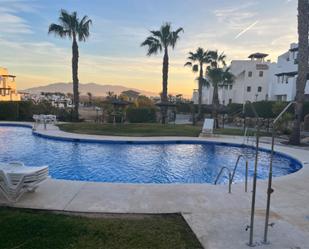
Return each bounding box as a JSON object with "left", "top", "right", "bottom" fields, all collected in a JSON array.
[
  {"left": 214, "top": 155, "right": 249, "bottom": 193},
  {"left": 262, "top": 101, "right": 295, "bottom": 245},
  {"left": 244, "top": 101, "right": 260, "bottom": 247}
]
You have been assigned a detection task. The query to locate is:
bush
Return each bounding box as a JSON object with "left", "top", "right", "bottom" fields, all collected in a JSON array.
[
  {"left": 0, "top": 101, "right": 73, "bottom": 122},
  {"left": 0, "top": 102, "right": 19, "bottom": 120},
  {"left": 176, "top": 103, "right": 193, "bottom": 113},
  {"left": 226, "top": 101, "right": 296, "bottom": 119},
  {"left": 126, "top": 107, "right": 156, "bottom": 123}
]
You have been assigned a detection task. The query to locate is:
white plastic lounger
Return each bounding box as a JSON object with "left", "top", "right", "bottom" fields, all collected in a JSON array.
[
  {"left": 0, "top": 170, "right": 28, "bottom": 202},
  {"left": 0, "top": 163, "right": 49, "bottom": 202},
  {"left": 202, "top": 118, "right": 214, "bottom": 135}
]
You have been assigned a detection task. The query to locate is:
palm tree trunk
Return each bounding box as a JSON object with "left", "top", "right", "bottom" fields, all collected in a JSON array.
[
  {"left": 289, "top": 0, "right": 309, "bottom": 145},
  {"left": 72, "top": 35, "right": 80, "bottom": 121},
  {"left": 212, "top": 84, "right": 220, "bottom": 128},
  {"left": 161, "top": 47, "right": 169, "bottom": 124},
  {"left": 198, "top": 63, "right": 203, "bottom": 120}
]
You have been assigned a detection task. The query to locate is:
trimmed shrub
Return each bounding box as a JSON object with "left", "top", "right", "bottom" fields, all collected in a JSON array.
[
  {"left": 126, "top": 107, "right": 156, "bottom": 123},
  {"left": 0, "top": 101, "right": 73, "bottom": 121}
]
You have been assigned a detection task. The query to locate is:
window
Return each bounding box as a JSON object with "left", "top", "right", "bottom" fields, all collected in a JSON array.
[
  {"left": 265, "top": 94, "right": 269, "bottom": 101},
  {"left": 258, "top": 86, "right": 262, "bottom": 92},
  {"left": 247, "top": 86, "right": 251, "bottom": 92},
  {"left": 259, "top": 71, "right": 263, "bottom": 77},
  {"left": 229, "top": 98, "right": 232, "bottom": 104},
  {"left": 248, "top": 71, "right": 253, "bottom": 77},
  {"left": 285, "top": 76, "right": 289, "bottom": 84},
  {"left": 229, "top": 85, "right": 233, "bottom": 90}
]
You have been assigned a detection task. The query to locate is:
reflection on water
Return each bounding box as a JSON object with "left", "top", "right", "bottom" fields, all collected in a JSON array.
[{"left": 0, "top": 126, "right": 302, "bottom": 184}]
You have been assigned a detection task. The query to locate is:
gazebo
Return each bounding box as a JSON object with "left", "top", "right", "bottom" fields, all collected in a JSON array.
[
  {"left": 103, "top": 98, "right": 132, "bottom": 124},
  {"left": 155, "top": 101, "right": 177, "bottom": 124}
]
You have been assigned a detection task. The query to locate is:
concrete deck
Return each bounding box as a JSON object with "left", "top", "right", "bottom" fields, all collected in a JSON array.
[{"left": 1, "top": 122, "right": 309, "bottom": 249}]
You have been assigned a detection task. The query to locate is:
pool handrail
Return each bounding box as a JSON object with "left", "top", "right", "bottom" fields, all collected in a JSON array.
[
  {"left": 263, "top": 101, "right": 296, "bottom": 245},
  {"left": 214, "top": 154, "right": 249, "bottom": 193}
]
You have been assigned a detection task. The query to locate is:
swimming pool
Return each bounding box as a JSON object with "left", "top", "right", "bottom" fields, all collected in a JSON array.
[{"left": 0, "top": 125, "right": 302, "bottom": 184}]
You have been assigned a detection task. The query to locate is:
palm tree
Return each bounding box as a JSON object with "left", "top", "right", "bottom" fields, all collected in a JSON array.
[
  {"left": 141, "top": 23, "right": 183, "bottom": 124},
  {"left": 205, "top": 51, "right": 234, "bottom": 127},
  {"left": 289, "top": 0, "right": 309, "bottom": 145},
  {"left": 48, "top": 9, "right": 92, "bottom": 121},
  {"left": 87, "top": 92, "right": 92, "bottom": 106},
  {"left": 184, "top": 48, "right": 210, "bottom": 119}
]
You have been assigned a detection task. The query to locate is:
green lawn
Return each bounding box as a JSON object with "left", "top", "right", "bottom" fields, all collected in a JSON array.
[
  {"left": 58, "top": 122, "right": 270, "bottom": 137},
  {"left": 0, "top": 208, "right": 202, "bottom": 249},
  {"left": 214, "top": 128, "right": 271, "bottom": 137},
  {"left": 58, "top": 123, "right": 202, "bottom": 137}
]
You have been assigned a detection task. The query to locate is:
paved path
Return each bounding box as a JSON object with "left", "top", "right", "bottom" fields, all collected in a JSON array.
[{"left": 1, "top": 122, "right": 309, "bottom": 249}]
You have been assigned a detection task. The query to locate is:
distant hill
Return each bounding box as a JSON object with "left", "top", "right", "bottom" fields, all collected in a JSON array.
[{"left": 23, "top": 82, "right": 158, "bottom": 97}]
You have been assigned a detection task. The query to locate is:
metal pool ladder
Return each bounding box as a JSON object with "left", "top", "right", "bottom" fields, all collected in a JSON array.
[{"left": 214, "top": 154, "right": 249, "bottom": 193}]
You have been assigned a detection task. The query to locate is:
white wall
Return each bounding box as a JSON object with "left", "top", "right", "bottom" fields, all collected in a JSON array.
[
  {"left": 269, "top": 43, "right": 309, "bottom": 101},
  {"left": 192, "top": 57, "right": 275, "bottom": 105}
]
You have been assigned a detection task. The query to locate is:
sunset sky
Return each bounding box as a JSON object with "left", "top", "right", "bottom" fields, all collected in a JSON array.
[{"left": 0, "top": 0, "right": 298, "bottom": 97}]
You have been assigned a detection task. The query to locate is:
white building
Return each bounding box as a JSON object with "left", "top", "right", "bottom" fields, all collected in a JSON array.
[
  {"left": 269, "top": 43, "right": 309, "bottom": 101},
  {"left": 22, "top": 92, "right": 73, "bottom": 108},
  {"left": 192, "top": 53, "right": 276, "bottom": 105}
]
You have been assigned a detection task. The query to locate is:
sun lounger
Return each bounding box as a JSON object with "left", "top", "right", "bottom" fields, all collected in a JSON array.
[
  {"left": 0, "top": 163, "right": 49, "bottom": 202},
  {"left": 202, "top": 118, "right": 214, "bottom": 135}
]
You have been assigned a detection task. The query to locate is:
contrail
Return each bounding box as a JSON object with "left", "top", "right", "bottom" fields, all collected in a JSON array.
[{"left": 234, "top": 20, "right": 259, "bottom": 40}]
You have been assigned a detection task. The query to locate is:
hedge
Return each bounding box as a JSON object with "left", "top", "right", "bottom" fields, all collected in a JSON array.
[
  {"left": 0, "top": 101, "right": 73, "bottom": 121},
  {"left": 226, "top": 101, "right": 309, "bottom": 119},
  {"left": 126, "top": 107, "right": 156, "bottom": 123}
]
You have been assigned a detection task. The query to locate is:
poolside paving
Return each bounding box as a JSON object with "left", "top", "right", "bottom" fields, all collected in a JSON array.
[{"left": 1, "top": 122, "right": 309, "bottom": 249}]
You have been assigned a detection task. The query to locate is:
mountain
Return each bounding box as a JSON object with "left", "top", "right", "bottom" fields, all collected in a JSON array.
[{"left": 23, "top": 82, "right": 158, "bottom": 97}]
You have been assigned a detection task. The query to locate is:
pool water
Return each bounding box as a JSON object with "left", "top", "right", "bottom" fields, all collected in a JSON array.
[{"left": 0, "top": 126, "right": 302, "bottom": 184}]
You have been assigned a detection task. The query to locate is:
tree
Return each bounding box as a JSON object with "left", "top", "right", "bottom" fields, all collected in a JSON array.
[
  {"left": 48, "top": 9, "right": 92, "bottom": 121},
  {"left": 184, "top": 47, "right": 210, "bottom": 119},
  {"left": 289, "top": 0, "right": 309, "bottom": 145},
  {"left": 136, "top": 95, "right": 154, "bottom": 107},
  {"left": 205, "top": 51, "right": 234, "bottom": 127},
  {"left": 141, "top": 23, "right": 183, "bottom": 124},
  {"left": 106, "top": 91, "right": 116, "bottom": 100},
  {"left": 87, "top": 92, "right": 92, "bottom": 106}
]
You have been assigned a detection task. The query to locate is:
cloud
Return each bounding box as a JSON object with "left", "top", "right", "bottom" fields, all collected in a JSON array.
[
  {"left": 214, "top": 2, "right": 258, "bottom": 29},
  {"left": 0, "top": 2, "right": 37, "bottom": 35}
]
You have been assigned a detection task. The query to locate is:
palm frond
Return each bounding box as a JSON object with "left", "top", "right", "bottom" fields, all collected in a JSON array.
[
  {"left": 59, "top": 9, "right": 75, "bottom": 32},
  {"left": 170, "top": 27, "right": 183, "bottom": 48},
  {"left": 192, "top": 64, "right": 199, "bottom": 72},
  {"left": 78, "top": 16, "right": 92, "bottom": 42},
  {"left": 48, "top": 23, "right": 69, "bottom": 38},
  {"left": 141, "top": 36, "right": 162, "bottom": 55},
  {"left": 184, "top": 61, "right": 192, "bottom": 67}
]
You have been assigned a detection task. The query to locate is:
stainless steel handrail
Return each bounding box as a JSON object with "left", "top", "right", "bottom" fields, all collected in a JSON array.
[
  {"left": 245, "top": 101, "right": 260, "bottom": 247},
  {"left": 214, "top": 167, "right": 232, "bottom": 193},
  {"left": 263, "top": 101, "right": 295, "bottom": 245},
  {"left": 214, "top": 155, "right": 249, "bottom": 193},
  {"left": 231, "top": 155, "right": 249, "bottom": 193}
]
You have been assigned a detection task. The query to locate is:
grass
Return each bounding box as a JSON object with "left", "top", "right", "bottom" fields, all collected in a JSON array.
[
  {"left": 214, "top": 128, "right": 271, "bottom": 137},
  {"left": 0, "top": 208, "right": 203, "bottom": 249},
  {"left": 58, "top": 123, "right": 202, "bottom": 137},
  {"left": 58, "top": 122, "right": 271, "bottom": 137}
]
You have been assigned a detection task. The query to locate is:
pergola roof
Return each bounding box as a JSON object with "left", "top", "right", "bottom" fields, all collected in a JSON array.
[
  {"left": 248, "top": 53, "right": 268, "bottom": 59},
  {"left": 289, "top": 47, "right": 298, "bottom": 52},
  {"left": 0, "top": 74, "right": 16, "bottom": 78},
  {"left": 275, "top": 71, "right": 298, "bottom": 77},
  {"left": 155, "top": 101, "right": 176, "bottom": 107}
]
